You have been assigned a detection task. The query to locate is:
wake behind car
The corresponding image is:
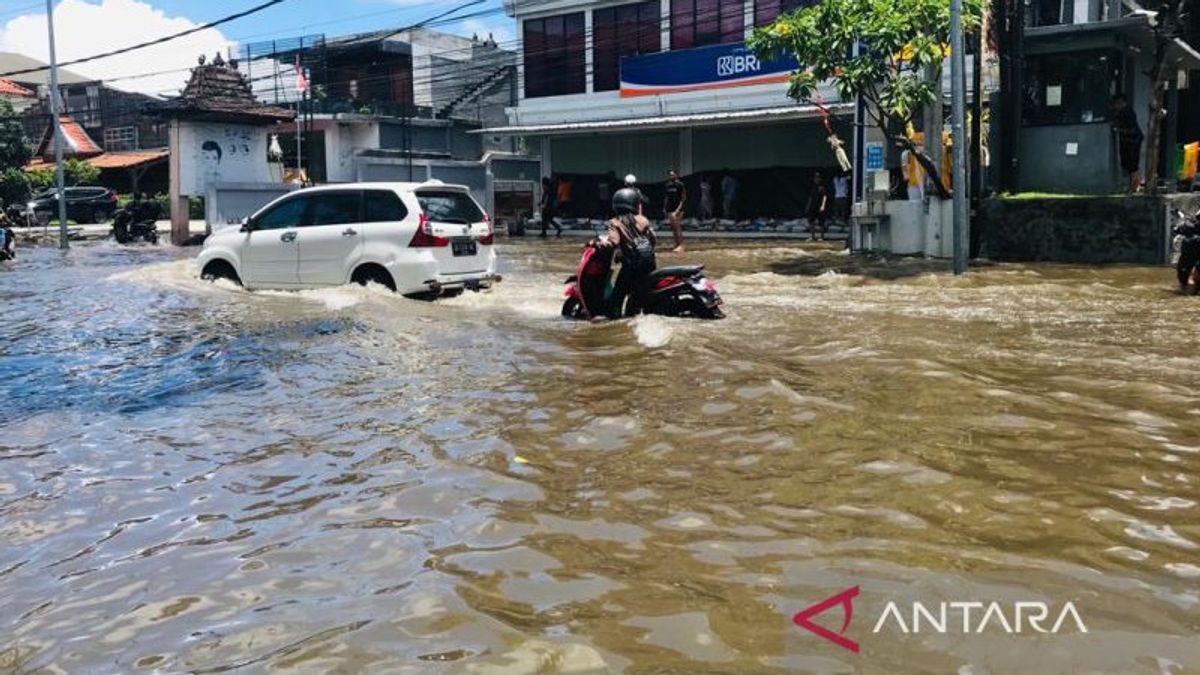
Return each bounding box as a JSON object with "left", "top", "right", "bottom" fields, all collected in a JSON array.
[
  {"left": 27, "top": 186, "right": 118, "bottom": 224},
  {"left": 197, "top": 181, "right": 499, "bottom": 297}
]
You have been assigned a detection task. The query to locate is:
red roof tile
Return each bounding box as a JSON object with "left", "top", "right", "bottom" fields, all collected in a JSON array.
[{"left": 0, "top": 77, "right": 33, "bottom": 97}]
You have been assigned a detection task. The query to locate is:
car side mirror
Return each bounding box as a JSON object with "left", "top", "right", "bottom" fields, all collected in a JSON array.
[{"left": 239, "top": 218, "right": 252, "bottom": 232}]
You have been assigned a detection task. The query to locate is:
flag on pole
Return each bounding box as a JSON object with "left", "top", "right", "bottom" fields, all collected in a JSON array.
[{"left": 294, "top": 56, "right": 309, "bottom": 95}]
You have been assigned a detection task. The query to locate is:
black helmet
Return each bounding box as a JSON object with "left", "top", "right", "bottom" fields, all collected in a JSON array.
[{"left": 612, "top": 187, "right": 640, "bottom": 215}]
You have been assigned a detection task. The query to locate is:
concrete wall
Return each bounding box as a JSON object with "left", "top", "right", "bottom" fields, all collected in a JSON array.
[
  {"left": 978, "top": 196, "right": 1200, "bottom": 264},
  {"left": 205, "top": 182, "right": 299, "bottom": 227},
  {"left": 1018, "top": 124, "right": 1120, "bottom": 194}
]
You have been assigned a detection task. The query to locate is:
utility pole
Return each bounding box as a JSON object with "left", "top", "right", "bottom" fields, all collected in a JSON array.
[
  {"left": 950, "top": 0, "right": 968, "bottom": 274},
  {"left": 45, "top": 0, "right": 68, "bottom": 249}
]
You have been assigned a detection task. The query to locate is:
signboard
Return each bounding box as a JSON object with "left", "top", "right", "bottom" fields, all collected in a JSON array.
[
  {"left": 620, "top": 42, "right": 799, "bottom": 98},
  {"left": 178, "top": 122, "right": 273, "bottom": 197},
  {"left": 865, "top": 142, "right": 885, "bottom": 171}
]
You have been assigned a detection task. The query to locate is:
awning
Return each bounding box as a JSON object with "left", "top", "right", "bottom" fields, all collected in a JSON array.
[
  {"left": 26, "top": 149, "right": 169, "bottom": 172},
  {"left": 1025, "top": 15, "right": 1200, "bottom": 69},
  {"left": 474, "top": 103, "right": 853, "bottom": 137}
]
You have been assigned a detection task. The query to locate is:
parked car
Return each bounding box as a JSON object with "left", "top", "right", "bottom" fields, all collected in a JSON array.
[
  {"left": 197, "top": 181, "right": 500, "bottom": 297},
  {"left": 27, "top": 186, "right": 119, "bottom": 224}
]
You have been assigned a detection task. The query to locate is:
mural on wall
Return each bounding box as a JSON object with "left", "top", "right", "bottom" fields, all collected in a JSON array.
[{"left": 178, "top": 123, "right": 272, "bottom": 196}]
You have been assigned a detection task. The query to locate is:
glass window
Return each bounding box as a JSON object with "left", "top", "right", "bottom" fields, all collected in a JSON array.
[
  {"left": 306, "top": 191, "right": 361, "bottom": 226},
  {"left": 672, "top": 0, "right": 744, "bottom": 49},
  {"left": 1022, "top": 49, "right": 1121, "bottom": 126},
  {"left": 755, "top": 0, "right": 816, "bottom": 26},
  {"left": 253, "top": 196, "right": 309, "bottom": 231},
  {"left": 594, "top": 1, "right": 662, "bottom": 92},
  {"left": 1026, "top": 0, "right": 1074, "bottom": 27},
  {"left": 364, "top": 190, "right": 409, "bottom": 222},
  {"left": 523, "top": 12, "right": 586, "bottom": 98},
  {"left": 417, "top": 190, "right": 485, "bottom": 223}
]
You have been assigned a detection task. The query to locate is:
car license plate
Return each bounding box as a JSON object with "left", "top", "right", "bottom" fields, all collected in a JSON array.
[{"left": 452, "top": 238, "right": 477, "bottom": 257}]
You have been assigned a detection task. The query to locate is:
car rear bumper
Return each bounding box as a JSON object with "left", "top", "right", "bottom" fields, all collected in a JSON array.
[{"left": 422, "top": 271, "right": 502, "bottom": 294}]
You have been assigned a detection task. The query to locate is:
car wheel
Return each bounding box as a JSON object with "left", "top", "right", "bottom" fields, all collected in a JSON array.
[
  {"left": 350, "top": 264, "right": 396, "bottom": 292},
  {"left": 201, "top": 260, "right": 242, "bottom": 286}
]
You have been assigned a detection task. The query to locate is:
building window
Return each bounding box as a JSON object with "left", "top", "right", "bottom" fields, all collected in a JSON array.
[
  {"left": 671, "top": 0, "right": 745, "bottom": 50},
  {"left": 523, "top": 12, "right": 586, "bottom": 98},
  {"left": 1022, "top": 49, "right": 1121, "bottom": 125},
  {"left": 594, "top": 1, "right": 661, "bottom": 92},
  {"left": 755, "top": 0, "right": 817, "bottom": 26},
  {"left": 103, "top": 126, "right": 137, "bottom": 152}
]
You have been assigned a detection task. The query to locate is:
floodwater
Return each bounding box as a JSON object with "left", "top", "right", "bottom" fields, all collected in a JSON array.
[{"left": 1, "top": 239, "right": 1198, "bottom": 674}]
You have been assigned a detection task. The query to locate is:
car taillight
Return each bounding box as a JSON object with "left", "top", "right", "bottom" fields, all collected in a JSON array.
[
  {"left": 477, "top": 212, "right": 494, "bottom": 245},
  {"left": 409, "top": 213, "right": 449, "bottom": 247}
]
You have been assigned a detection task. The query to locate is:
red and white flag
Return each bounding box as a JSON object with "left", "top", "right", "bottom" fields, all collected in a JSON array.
[{"left": 294, "top": 56, "right": 309, "bottom": 95}]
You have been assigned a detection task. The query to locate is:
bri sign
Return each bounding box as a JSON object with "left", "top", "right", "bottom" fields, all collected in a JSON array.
[{"left": 619, "top": 42, "right": 798, "bottom": 98}]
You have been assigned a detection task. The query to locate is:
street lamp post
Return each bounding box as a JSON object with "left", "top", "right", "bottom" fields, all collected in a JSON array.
[
  {"left": 45, "top": 0, "right": 68, "bottom": 250},
  {"left": 949, "top": 0, "right": 968, "bottom": 274}
]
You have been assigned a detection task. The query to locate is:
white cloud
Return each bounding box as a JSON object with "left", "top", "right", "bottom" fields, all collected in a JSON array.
[
  {"left": 457, "top": 17, "right": 513, "bottom": 47},
  {"left": 0, "top": 0, "right": 232, "bottom": 97}
]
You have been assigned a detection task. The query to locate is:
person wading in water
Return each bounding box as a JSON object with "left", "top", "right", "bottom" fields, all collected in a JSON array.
[{"left": 663, "top": 169, "right": 686, "bottom": 253}]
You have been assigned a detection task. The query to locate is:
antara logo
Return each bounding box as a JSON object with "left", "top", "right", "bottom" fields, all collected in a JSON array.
[
  {"left": 793, "top": 587, "right": 1089, "bottom": 653},
  {"left": 716, "top": 54, "right": 762, "bottom": 77}
]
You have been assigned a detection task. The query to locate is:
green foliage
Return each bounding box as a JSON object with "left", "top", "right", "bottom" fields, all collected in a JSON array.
[
  {"left": 27, "top": 167, "right": 55, "bottom": 191},
  {"left": 63, "top": 158, "right": 100, "bottom": 186},
  {"left": 26, "top": 159, "right": 102, "bottom": 190},
  {"left": 0, "top": 99, "right": 31, "bottom": 172},
  {"left": 0, "top": 167, "right": 31, "bottom": 208},
  {"left": 750, "top": 0, "right": 982, "bottom": 193}
]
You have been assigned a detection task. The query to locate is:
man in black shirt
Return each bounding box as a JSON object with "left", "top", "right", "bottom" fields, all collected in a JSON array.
[
  {"left": 1111, "top": 94, "right": 1144, "bottom": 193},
  {"left": 806, "top": 172, "right": 830, "bottom": 241},
  {"left": 663, "top": 169, "right": 686, "bottom": 253}
]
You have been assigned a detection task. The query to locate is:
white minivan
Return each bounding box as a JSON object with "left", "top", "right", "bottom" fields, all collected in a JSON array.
[{"left": 197, "top": 181, "right": 499, "bottom": 297}]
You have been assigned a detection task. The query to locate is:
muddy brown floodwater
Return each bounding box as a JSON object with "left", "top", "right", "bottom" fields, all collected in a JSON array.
[{"left": 1, "top": 239, "right": 1198, "bottom": 673}]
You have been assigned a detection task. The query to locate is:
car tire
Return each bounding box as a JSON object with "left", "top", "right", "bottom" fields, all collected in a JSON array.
[
  {"left": 201, "top": 259, "right": 242, "bottom": 286},
  {"left": 350, "top": 264, "right": 396, "bottom": 292}
]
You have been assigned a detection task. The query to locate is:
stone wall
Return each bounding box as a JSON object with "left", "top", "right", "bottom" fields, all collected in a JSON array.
[{"left": 980, "top": 195, "right": 1200, "bottom": 265}]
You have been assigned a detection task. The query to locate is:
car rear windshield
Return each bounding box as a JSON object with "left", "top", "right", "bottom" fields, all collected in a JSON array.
[{"left": 416, "top": 190, "right": 484, "bottom": 224}]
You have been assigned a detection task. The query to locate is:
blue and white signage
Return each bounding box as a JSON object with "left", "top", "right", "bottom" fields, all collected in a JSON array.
[
  {"left": 865, "top": 142, "right": 885, "bottom": 171},
  {"left": 620, "top": 42, "right": 799, "bottom": 98}
]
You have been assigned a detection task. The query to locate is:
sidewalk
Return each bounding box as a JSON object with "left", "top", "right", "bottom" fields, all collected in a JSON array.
[{"left": 13, "top": 220, "right": 208, "bottom": 244}]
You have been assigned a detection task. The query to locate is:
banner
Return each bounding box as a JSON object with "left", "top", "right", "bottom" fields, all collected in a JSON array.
[{"left": 620, "top": 42, "right": 798, "bottom": 98}]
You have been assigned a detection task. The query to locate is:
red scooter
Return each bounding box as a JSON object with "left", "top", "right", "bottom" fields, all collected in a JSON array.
[{"left": 561, "top": 241, "right": 724, "bottom": 320}]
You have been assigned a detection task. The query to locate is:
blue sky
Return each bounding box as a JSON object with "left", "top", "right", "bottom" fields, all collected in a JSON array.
[
  {"left": 150, "top": 0, "right": 512, "bottom": 46},
  {"left": 0, "top": 0, "right": 515, "bottom": 95}
]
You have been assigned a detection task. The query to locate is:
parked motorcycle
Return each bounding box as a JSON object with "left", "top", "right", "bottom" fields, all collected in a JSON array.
[
  {"left": 561, "top": 240, "right": 724, "bottom": 320},
  {"left": 111, "top": 201, "right": 159, "bottom": 245}
]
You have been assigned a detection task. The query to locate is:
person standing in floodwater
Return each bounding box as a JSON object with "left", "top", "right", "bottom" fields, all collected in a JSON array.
[
  {"left": 663, "top": 169, "right": 686, "bottom": 253},
  {"left": 806, "top": 172, "right": 830, "bottom": 241}
]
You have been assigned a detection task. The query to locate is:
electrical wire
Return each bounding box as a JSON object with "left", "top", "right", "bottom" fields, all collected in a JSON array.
[{"left": 0, "top": 0, "right": 291, "bottom": 79}]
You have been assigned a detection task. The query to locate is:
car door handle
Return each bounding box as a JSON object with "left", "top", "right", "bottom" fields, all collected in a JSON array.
[
  {"left": 342, "top": 228, "right": 358, "bottom": 236},
  {"left": 280, "top": 231, "right": 297, "bottom": 242}
]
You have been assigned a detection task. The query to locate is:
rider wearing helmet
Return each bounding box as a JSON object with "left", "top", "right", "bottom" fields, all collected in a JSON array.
[{"left": 600, "top": 187, "right": 657, "bottom": 317}]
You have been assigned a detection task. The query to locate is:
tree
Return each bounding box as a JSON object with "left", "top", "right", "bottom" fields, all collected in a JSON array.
[
  {"left": 63, "top": 158, "right": 100, "bottom": 186},
  {"left": 0, "top": 99, "right": 31, "bottom": 173},
  {"left": 749, "top": 0, "right": 982, "bottom": 198},
  {"left": 1143, "top": 0, "right": 1191, "bottom": 194}
]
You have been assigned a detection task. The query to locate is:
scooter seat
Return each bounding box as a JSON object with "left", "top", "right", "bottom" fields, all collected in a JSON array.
[{"left": 649, "top": 265, "right": 704, "bottom": 281}]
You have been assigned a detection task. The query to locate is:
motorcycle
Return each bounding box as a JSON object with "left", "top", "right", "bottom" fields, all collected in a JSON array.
[
  {"left": 111, "top": 202, "right": 159, "bottom": 245},
  {"left": 561, "top": 240, "right": 724, "bottom": 320},
  {"left": 0, "top": 227, "right": 14, "bottom": 261}
]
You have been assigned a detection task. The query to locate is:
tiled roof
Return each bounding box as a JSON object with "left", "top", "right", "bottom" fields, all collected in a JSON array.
[
  {"left": 0, "top": 77, "right": 33, "bottom": 97},
  {"left": 25, "top": 148, "right": 168, "bottom": 172},
  {"left": 155, "top": 64, "right": 294, "bottom": 123},
  {"left": 33, "top": 114, "right": 103, "bottom": 158}
]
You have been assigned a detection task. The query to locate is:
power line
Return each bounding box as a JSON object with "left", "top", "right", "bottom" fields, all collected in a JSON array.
[{"left": 0, "top": 0, "right": 291, "bottom": 79}]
